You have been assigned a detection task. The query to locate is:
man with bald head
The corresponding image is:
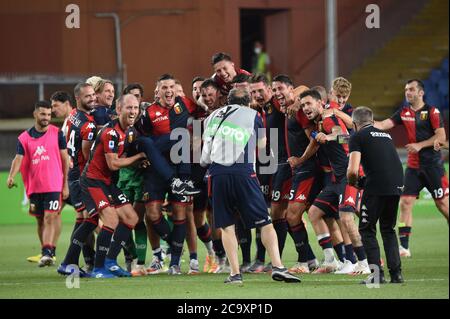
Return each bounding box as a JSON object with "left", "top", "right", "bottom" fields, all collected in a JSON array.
[{"left": 58, "top": 94, "right": 147, "bottom": 278}]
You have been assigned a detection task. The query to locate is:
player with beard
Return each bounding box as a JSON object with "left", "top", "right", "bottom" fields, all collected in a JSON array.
[{"left": 300, "top": 89, "right": 370, "bottom": 275}]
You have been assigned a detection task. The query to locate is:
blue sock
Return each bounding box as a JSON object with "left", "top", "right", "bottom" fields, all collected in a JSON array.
[
  {"left": 151, "top": 214, "right": 171, "bottom": 242},
  {"left": 333, "top": 242, "right": 346, "bottom": 262},
  {"left": 354, "top": 245, "right": 367, "bottom": 261},
  {"left": 399, "top": 226, "right": 411, "bottom": 249},
  {"left": 189, "top": 252, "right": 197, "bottom": 260},
  {"left": 170, "top": 219, "right": 186, "bottom": 267},
  {"left": 153, "top": 248, "right": 163, "bottom": 261},
  {"left": 345, "top": 244, "right": 357, "bottom": 263}
]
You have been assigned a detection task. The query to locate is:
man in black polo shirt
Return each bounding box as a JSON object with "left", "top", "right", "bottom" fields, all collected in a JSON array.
[{"left": 348, "top": 106, "right": 404, "bottom": 284}]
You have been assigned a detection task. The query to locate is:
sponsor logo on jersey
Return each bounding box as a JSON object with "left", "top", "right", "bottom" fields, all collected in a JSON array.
[
  {"left": 87, "top": 122, "right": 96, "bottom": 129},
  {"left": 297, "top": 194, "right": 306, "bottom": 201},
  {"left": 153, "top": 115, "right": 169, "bottom": 123},
  {"left": 32, "top": 146, "right": 50, "bottom": 164},
  {"left": 401, "top": 116, "right": 415, "bottom": 122},
  {"left": 370, "top": 131, "right": 392, "bottom": 139}
]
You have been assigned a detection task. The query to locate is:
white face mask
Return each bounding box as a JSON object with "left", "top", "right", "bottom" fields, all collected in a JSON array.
[{"left": 254, "top": 47, "right": 262, "bottom": 54}]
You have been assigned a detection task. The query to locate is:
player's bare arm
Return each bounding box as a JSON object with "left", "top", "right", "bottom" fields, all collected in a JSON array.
[
  {"left": 7, "top": 154, "right": 23, "bottom": 188},
  {"left": 105, "top": 152, "right": 146, "bottom": 171},
  {"left": 374, "top": 118, "right": 395, "bottom": 131},
  {"left": 347, "top": 151, "right": 361, "bottom": 187},
  {"left": 59, "top": 149, "right": 70, "bottom": 200},
  {"left": 323, "top": 108, "right": 353, "bottom": 129},
  {"left": 315, "top": 125, "right": 343, "bottom": 144},
  {"left": 406, "top": 127, "right": 446, "bottom": 154},
  {"left": 81, "top": 140, "right": 94, "bottom": 162},
  {"left": 288, "top": 127, "right": 319, "bottom": 168}
]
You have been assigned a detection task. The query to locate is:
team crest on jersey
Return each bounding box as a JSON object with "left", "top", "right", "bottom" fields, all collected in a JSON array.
[
  {"left": 420, "top": 111, "right": 428, "bottom": 121},
  {"left": 29, "top": 203, "right": 36, "bottom": 213},
  {"left": 174, "top": 103, "right": 183, "bottom": 114},
  {"left": 128, "top": 131, "right": 134, "bottom": 143},
  {"left": 266, "top": 105, "right": 273, "bottom": 115},
  {"left": 318, "top": 121, "right": 324, "bottom": 132}
]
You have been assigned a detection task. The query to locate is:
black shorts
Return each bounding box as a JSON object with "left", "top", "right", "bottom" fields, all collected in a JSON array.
[
  {"left": 80, "top": 177, "right": 130, "bottom": 216},
  {"left": 288, "top": 163, "right": 323, "bottom": 205},
  {"left": 142, "top": 166, "right": 192, "bottom": 206},
  {"left": 313, "top": 179, "right": 361, "bottom": 218},
  {"left": 211, "top": 173, "right": 271, "bottom": 229},
  {"left": 403, "top": 166, "right": 449, "bottom": 199},
  {"left": 271, "top": 163, "right": 292, "bottom": 204},
  {"left": 29, "top": 192, "right": 62, "bottom": 217},
  {"left": 69, "top": 180, "right": 85, "bottom": 212}
]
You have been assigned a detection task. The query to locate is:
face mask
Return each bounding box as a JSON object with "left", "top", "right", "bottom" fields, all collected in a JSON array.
[{"left": 254, "top": 47, "right": 262, "bottom": 54}]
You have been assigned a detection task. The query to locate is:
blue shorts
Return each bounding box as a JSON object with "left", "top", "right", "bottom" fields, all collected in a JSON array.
[
  {"left": 191, "top": 164, "right": 209, "bottom": 212},
  {"left": 69, "top": 179, "right": 85, "bottom": 212},
  {"left": 143, "top": 166, "right": 191, "bottom": 205},
  {"left": 271, "top": 163, "right": 292, "bottom": 203},
  {"left": 211, "top": 173, "right": 271, "bottom": 229},
  {"left": 288, "top": 163, "right": 323, "bottom": 205},
  {"left": 311, "top": 177, "right": 360, "bottom": 219}
]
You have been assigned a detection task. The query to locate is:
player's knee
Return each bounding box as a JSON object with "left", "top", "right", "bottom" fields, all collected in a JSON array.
[
  {"left": 127, "top": 213, "right": 139, "bottom": 227},
  {"left": 400, "top": 197, "right": 415, "bottom": 210},
  {"left": 44, "top": 212, "right": 58, "bottom": 224},
  {"left": 308, "top": 207, "right": 321, "bottom": 223},
  {"left": 193, "top": 213, "right": 204, "bottom": 227},
  {"left": 146, "top": 206, "right": 160, "bottom": 221},
  {"left": 286, "top": 209, "right": 299, "bottom": 225},
  {"left": 102, "top": 212, "right": 119, "bottom": 229},
  {"left": 435, "top": 198, "right": 449, "bottom": 213}
]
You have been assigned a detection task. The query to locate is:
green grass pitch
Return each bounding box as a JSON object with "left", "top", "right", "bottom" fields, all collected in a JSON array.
[{"left": 0, "top": 172, "right": 448, "bottom": 299}]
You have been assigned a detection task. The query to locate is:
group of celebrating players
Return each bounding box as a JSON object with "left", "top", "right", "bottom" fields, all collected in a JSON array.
[{"left": 8, "top": 51, "right": 448, "bottom": 281}]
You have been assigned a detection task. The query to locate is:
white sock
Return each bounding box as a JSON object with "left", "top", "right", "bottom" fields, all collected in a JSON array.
[
  {"left": 323, "top": 248, "right": 335, "bottom": 263},
  {"left": 204, "top": 241, "right": 214, "bottom": 255}
]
